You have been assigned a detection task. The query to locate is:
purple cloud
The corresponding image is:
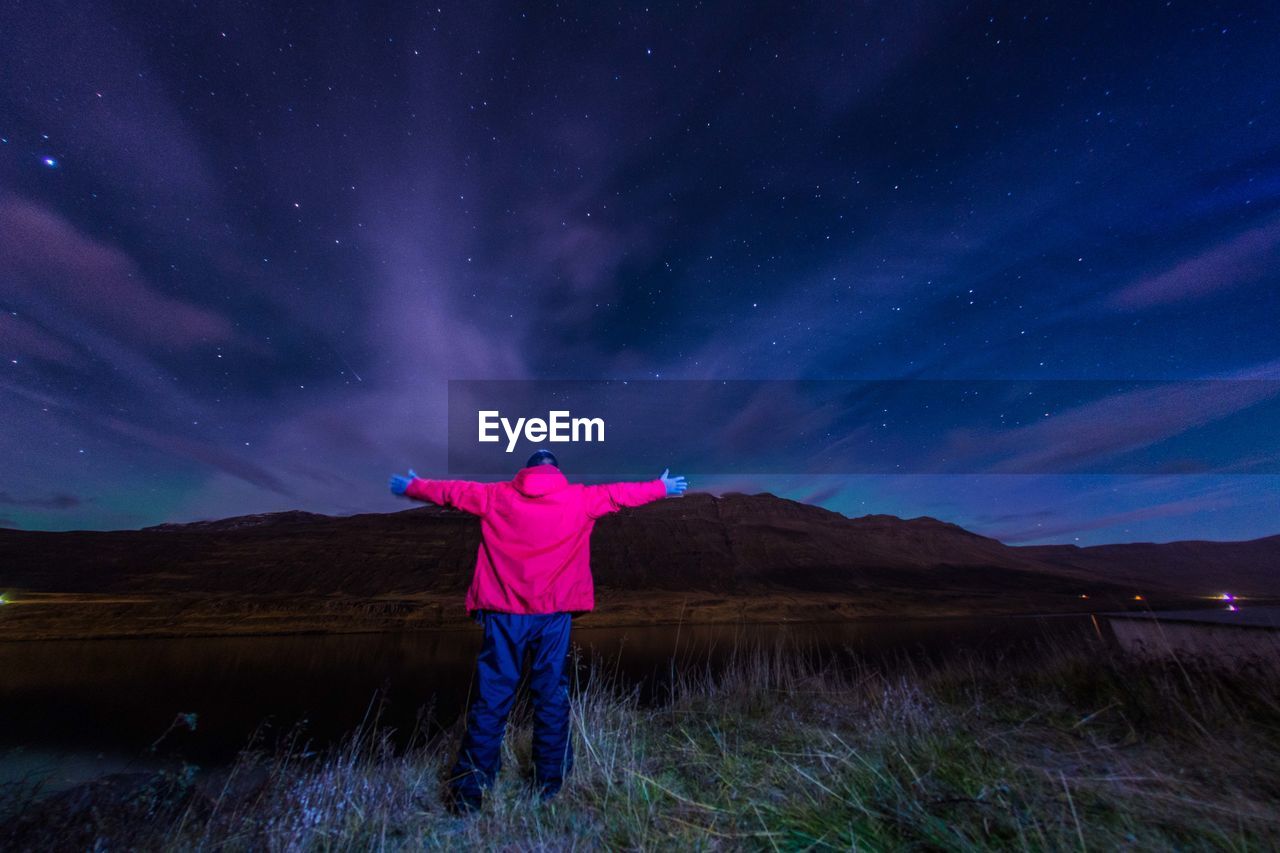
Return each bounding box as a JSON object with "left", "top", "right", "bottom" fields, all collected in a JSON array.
[
  {"left": 932, "top": 379, "right": 1280, "bottom": 474},
  {"left": 1110, "top": 216, "right": 1280, "bottom": 309},
  {"left": 0, "top": 313, "right": 83, "bottom": 368},
  {"left": 0, "top": 194, "right": 237, "bottom": 347},
  {"left": 96, "top": 414, "right": 294, "bottom": 497}
]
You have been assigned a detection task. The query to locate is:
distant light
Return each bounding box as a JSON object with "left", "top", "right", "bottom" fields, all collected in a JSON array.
[
  {"left": 0, "top": 594, "right": 8, "bottom": 605},
  {"left": 1227, "top": 604, "right": 1238, "bottom": 612},
  {"left": 1133, "top": 595, "right": 1144, "bottom": 601},
  {"left": 41, "top": 156, "right": 58, "bottom": 168},
  {"left": 1078, "top": 594, "right": 1089, "bottom": 599},
  {"left": 1218, "top": 593, "right": 1234, "bottom": 601}
]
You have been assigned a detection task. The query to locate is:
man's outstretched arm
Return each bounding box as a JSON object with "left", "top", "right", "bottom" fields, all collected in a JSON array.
[
  {"left": 389, "top": 469, "right": 493, "bottom": 516},
  {"left": 584, "top": 468, "right": 687, "bottom": 519}
]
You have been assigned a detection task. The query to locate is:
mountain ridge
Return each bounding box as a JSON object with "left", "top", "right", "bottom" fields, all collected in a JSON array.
[{"left": 2, "top": 492, "right": 1275, "bottom": 597}]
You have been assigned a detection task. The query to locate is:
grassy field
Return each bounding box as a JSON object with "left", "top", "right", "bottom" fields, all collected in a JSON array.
[{"left": 4, "top": 631, "right": 1280, "bottom": 850}]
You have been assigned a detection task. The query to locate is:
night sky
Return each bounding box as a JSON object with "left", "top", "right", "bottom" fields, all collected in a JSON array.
[{"left": 2, "top": 1, "right": 1278, "bottom": 544}]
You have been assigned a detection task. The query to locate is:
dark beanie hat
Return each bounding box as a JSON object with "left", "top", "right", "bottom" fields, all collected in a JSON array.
[{"left": 526, "top": 448, "right": 559, "bottom": 468}]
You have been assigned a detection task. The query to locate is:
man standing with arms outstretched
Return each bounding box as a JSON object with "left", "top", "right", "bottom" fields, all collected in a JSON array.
[{"left": 389, "top": 449, "right": 688, "bottom": 813}]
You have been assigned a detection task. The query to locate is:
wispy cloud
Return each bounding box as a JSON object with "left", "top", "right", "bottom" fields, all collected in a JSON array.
[
  {"left": 1110, "top": 216, "right": 1280, "bottom": 309},
  {"left": 0, "top": 491, "right": 82, "bottom": 509},
  {"left": 96, "top": 415, "right": 294, "bottom": 497},
  {"left": 994, "top": 493, "right": 1239, "bottom": 543},
  {"left": 0, "top": 194, "right": 237, "bottom": 347},
  {"left": 930, "top": 379, "right": 1280, "bottom": 474},
  {"left": 0, "top": 313, "right": 84, "bottom": 368}
]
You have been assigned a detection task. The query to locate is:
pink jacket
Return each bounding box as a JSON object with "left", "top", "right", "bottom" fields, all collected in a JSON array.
[{"left": 405, "top": 466, "right": 667, "bottom": 614}]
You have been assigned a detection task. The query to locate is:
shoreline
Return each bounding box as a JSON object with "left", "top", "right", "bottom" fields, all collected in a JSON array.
[{"left": 0, "top": 590, "right": 1218, "bottom": 643}]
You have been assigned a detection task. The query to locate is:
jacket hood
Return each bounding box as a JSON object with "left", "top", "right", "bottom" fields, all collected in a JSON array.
[{"left": 512, "top": 464, "right": 569, "bottom": 497}]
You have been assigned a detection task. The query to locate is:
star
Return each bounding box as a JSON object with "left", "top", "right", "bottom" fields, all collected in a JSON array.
[{"left": 41, "top": 156, "right": 59, "bottom": 168}]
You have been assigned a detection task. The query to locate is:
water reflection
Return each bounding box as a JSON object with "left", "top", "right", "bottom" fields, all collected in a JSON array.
[{"left": 0, "top": 615, "right": 1091, "bottom": 778}]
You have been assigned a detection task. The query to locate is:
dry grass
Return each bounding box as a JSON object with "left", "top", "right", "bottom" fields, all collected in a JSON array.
[{"left": 4, "top": 633, "right": 1280, "bottom": 850}]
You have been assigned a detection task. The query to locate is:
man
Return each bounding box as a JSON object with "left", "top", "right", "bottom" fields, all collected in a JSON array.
[{"left": 388, "top": 449, "right": 688, "bottom": 813}]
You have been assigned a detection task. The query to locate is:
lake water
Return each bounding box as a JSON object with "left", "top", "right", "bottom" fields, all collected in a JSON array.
[{"left": 0, "top": 615, "right": 1096, "bottom": 793}]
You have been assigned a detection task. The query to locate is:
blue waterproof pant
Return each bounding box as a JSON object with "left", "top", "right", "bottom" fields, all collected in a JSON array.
[{"left": 449, "top": 611, "right": 574, "bottom": 803}]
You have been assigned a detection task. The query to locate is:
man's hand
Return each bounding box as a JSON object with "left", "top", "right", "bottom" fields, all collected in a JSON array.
[
  {"left": 660, "top": 468, "right": 688, "bottom": 497},
  {"left": 389, "top": 469, "right": 419, "bottom": 496}
]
